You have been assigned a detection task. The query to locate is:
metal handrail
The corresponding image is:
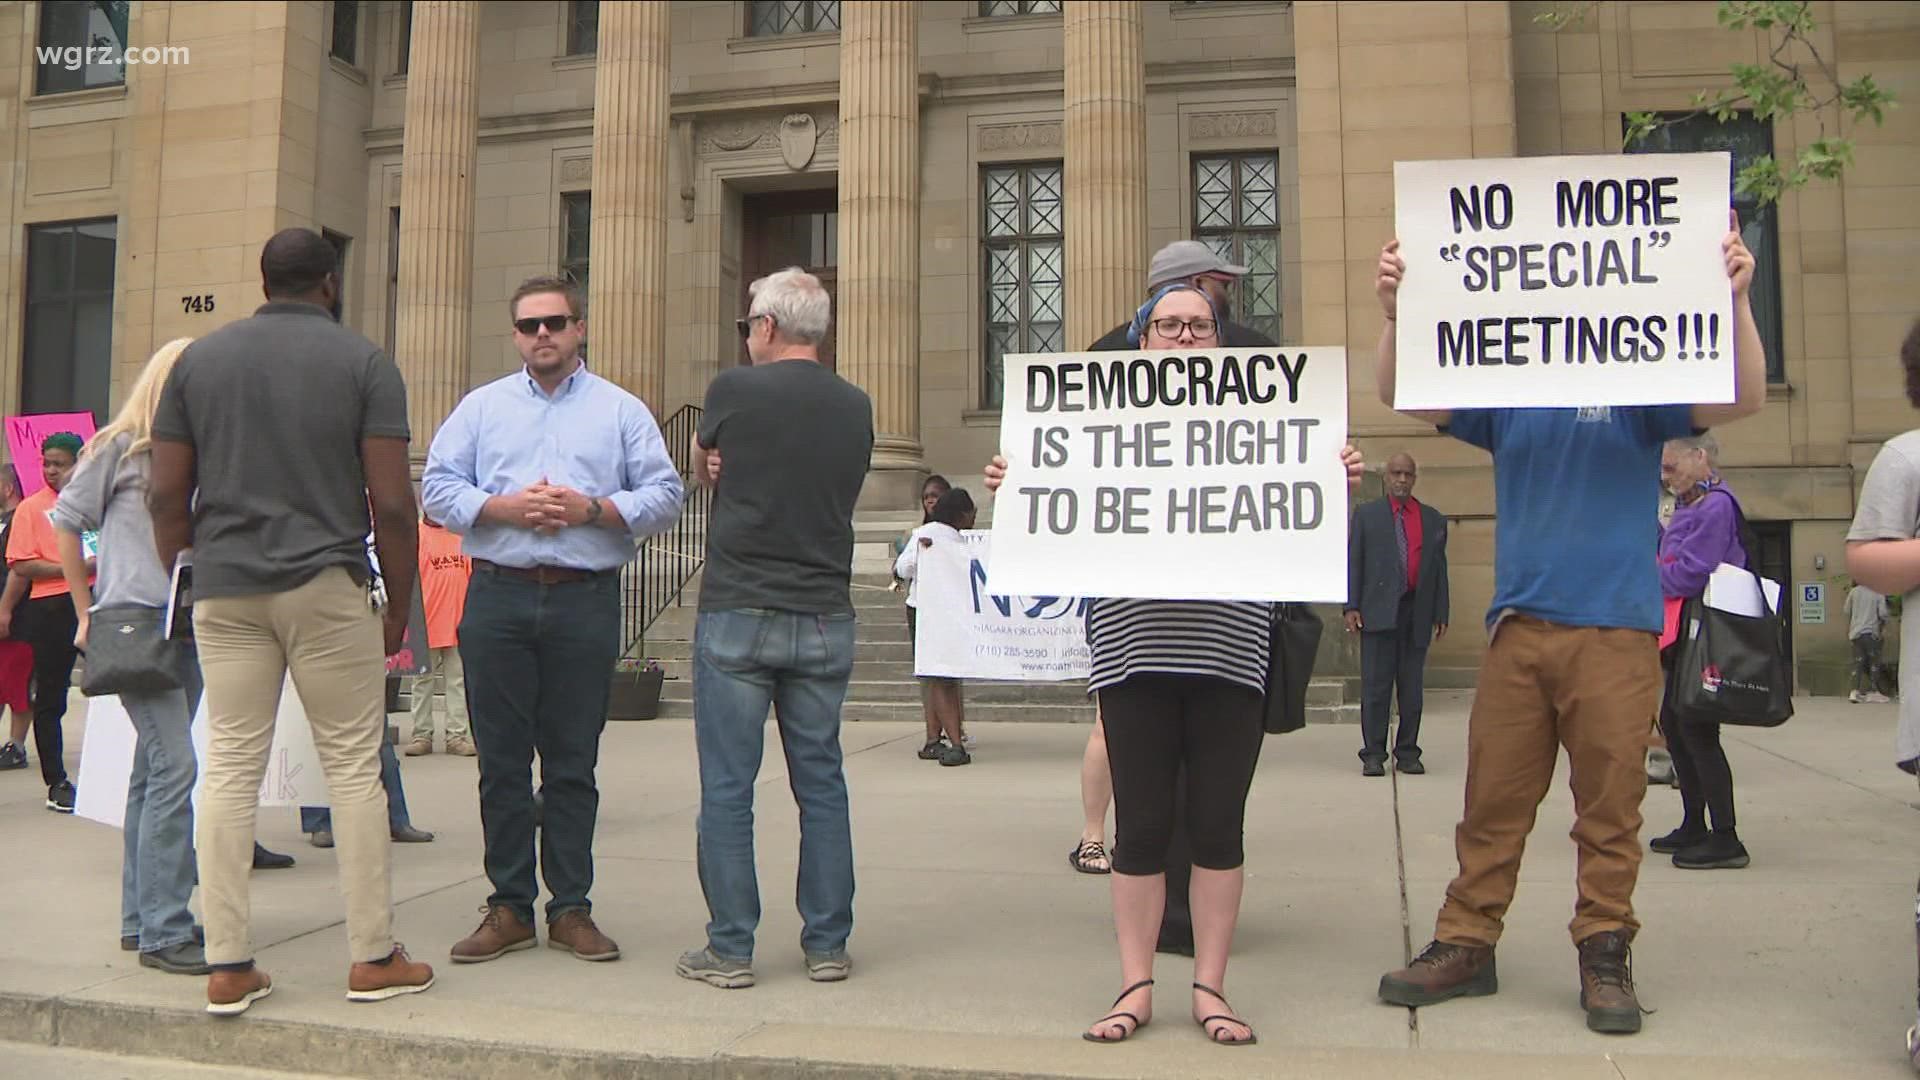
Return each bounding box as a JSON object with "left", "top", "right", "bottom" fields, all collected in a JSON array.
[{"left": 620, "top": 404, "right": 707, "bottom": 658}]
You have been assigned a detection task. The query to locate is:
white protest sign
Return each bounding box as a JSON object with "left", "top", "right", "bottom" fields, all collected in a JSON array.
[
  {"left": 189, "top": 674, "right": 329, "bottom": 808},
  {"left": 1392, "top": 152, "right": 1733, "bottom": 410},
  {"left": 913, "top": 530, "right": 1090, "bottom": 681},
  {"left": 987, "top": 347, "right": 1349, "bottom": 603},
  {"left": 75, "top": 695, "right": 138, "bottom": 828}
]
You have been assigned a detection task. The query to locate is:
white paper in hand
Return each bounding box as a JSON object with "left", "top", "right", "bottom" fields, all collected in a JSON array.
[
  {"left": 1703, "top": 563, "right": 1782, "bottom": 618},
  {"left": 75, "top": 695, "right": 138, "bottom": 828}
]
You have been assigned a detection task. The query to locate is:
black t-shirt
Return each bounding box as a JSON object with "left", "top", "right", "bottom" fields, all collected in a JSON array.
[
  {"left": 697, "top": 360, "right": 873, "bottom": 615},
  {"left": 152, "top": 302, "right": 411, "bottom": 599}
]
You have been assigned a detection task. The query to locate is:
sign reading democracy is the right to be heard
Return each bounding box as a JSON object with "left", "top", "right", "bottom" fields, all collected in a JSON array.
[
  {"left": 986, "top": 347, "right": 1349, "bottom": 604},
  {"left": 1392, "top": 152, "right": 1733, "bottom": 410}
]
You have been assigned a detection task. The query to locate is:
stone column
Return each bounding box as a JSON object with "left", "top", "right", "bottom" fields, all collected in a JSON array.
[
  {"left": 837, "top": 1, "right": 922, "bottom": 509},
  {"left": 589, "top": 2, "right": 670, "bottom": 412},
  {"left": 394, "top": 1, "right": 480, "bottom": 453},
  {"left": 1062, "top": 2, "right": 1147, "bottom": 349}
]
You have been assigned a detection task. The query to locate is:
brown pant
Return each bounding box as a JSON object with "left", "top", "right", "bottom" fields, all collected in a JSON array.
[
  {"left": 195, "top": 568, "right": 394, "bottom": 966},
  {"left": 1433, "top": 616, "right": 1661, "bottom": 948}
]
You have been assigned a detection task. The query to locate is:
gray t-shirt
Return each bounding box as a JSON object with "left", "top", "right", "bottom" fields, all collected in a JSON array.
[
  {"left": 153, "top": 302, "right": 410, "bottom": 599},
  {"left": 697, "top": 359, "right": 873, "bottom": 614},
  {"left": 1844, "top": 585, "right": 1888, "bottom": 641},
  {"left": 51, "top": 433, "right": 166, "bottom": 609},
  {"left": 1846, "top": 428, "right": 1920, "bottom": 768}
]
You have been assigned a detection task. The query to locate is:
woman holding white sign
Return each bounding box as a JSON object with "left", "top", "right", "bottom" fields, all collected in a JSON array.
[{"left": 985, "top": 284, "right": 1366, "bottom": 1046}]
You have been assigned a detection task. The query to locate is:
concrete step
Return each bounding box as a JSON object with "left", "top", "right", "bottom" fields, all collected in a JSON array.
[
  {"left": 647, "top": 697, "right": 1358, "bottom": 725},
  {"left": 658, "top": 678, "right": 1092, "bottom": 706},
  {"left": 645, "top": 638, "right": 914, "bottom": 665},
  {"left": 650, "top": 698, "right": 1097, "bottom": 724}
]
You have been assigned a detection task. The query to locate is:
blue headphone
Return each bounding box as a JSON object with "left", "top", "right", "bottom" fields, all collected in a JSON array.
[{"left": 1126, "top": 282, "right": 1222, "bottom": 347}]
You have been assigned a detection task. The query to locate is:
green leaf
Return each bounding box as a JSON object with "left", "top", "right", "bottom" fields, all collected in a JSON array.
[{"left": 1733, "top": 156, "right": 1788, "bottom": 205}]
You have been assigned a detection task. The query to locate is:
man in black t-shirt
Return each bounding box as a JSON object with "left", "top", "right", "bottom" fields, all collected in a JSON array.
[{"left": 678, "top": 267, "right": 872, "bottom": 991}]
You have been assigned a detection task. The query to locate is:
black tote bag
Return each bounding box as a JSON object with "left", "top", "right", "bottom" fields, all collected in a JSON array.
[
  {"left": 1263, "top": 603, "right": 1324, "bottom": 735},
  {"left": 1670, "top": 588, "right": 1794, "bottom": 728}
]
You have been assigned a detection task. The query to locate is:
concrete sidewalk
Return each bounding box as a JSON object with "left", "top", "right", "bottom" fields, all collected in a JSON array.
[{"left": 1, "top": 690, "right": 1917, "bottom": 1079}]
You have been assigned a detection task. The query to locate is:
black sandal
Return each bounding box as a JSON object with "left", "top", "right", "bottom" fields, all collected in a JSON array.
[
  {"left": 1082, "top": 978, "right": 1153, "bottom": 1043},
  {"left": 1069, "top": 839, "right": 1112, "bottom": 875},
  {"left": 1193, "top": 982, "right": 1257, "bottom": 1046}
]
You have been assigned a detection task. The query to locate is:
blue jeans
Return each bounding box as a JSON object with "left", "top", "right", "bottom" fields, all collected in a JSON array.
[
  {"left": 460, "top": 569, "right": 621, "bottom": 924},
  {"left": 120, "top": 646, "right": 205, "bottom": 952},
  {"left": 693, "top": 608, "right": 857, "bottom": 961},
  {"left": 300, "top": 739, "right": 412, "bottom": 835}
]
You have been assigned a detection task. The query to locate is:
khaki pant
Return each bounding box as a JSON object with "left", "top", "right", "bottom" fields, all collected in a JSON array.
[
  {"left": 1434, "top": 616, "right": 1661, "bottom": 948},
  {"left": 195, "top": 568, "right": 393, "bottom": 965},
  {"left": 409, "top": 645, "right": 469, "bottom": 743}
]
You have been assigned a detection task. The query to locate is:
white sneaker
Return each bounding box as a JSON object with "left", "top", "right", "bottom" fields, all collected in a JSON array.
[
  {"left": 1850, "top": 691, "right": 1864, "bottom": 704},
  {"left": 1869, "top": 692, "right": 1894, "bottom": 704}
]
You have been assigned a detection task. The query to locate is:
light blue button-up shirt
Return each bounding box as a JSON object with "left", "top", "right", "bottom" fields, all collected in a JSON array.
[{"left": 421, "top": 364, "right": 685, "bottom": 572}]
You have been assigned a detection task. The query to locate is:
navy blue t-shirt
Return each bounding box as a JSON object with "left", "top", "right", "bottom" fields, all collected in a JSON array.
[{"left": 1446, "top": 406, "right": 1697, "bottom": 634}]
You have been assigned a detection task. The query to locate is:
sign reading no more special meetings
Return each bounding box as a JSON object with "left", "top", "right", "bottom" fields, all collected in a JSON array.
[
  {"left": 987, "top": 347, "right": 1349, "bottom": 604},
  {"left": 1392, "top": 152, "right": 1734, "bottom": 410}
]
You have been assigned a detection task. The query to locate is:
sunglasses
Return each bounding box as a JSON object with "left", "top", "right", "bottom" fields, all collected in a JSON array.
[
  {"left": 734, "top": 313, "right": 772, "bottom": 340},
  {"left": 513, "top": 314, "right": 575, "bottom": 335}
]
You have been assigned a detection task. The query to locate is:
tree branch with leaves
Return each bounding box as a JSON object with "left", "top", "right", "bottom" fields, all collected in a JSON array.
[{"left": 1537, "top": 1, "right": 1894, "bottom": 205}]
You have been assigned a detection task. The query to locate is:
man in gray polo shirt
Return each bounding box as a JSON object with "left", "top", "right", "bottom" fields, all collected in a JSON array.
[{"left": 150, "top": 228, "right": 433, "bottom": 1016}]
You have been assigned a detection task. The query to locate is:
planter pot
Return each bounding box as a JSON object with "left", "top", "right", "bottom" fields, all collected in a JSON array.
[{"left": 608, "top": 668, "right": 665, "bottom": 721}]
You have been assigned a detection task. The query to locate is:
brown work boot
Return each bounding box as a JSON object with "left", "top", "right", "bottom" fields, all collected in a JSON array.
[
  {"left": 1378, "top": 940, "right": 1498, "bottom": 1007},
  {"left": 449, "top": 905, "right": 537, "bottom": 964},
  {"left": 547, "top": 910, "right": 621, "bottom": 962},
  {"left": 205, "top": 966, "right": 273, "bottom": 1017},
  {"left": 1576, "top": 930, "right": 1643, "bottom": 1034},
  {"left": 347, "top": 944, "right": 436, "bottom": 1003}
]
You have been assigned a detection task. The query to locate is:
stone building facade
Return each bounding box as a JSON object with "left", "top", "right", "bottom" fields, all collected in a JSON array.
[{"left": 1, "top": 0, "right": 1916, "bottom": 689}]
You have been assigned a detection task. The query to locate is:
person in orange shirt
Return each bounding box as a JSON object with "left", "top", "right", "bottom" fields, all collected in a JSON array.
[
  {"left": 406, "top": 515, "right": 473, "bottom": 757},
  {"left": 0, "top": 432, "right": 92, "bottom": 812}
]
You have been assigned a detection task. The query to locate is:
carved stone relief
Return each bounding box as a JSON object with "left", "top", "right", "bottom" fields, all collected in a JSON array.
[
  {"left": 977, "top": 121, "right": 1062, "bottom": 152},
  {"left": 1189, "top": 111, "right": 1278, "bottom": 140}
]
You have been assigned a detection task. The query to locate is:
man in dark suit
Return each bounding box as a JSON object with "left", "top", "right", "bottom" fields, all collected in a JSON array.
[
  {"left": 1346, "top": 452, "right": 1449, "bottom": 777},
  {"left": 1082, "top": 240, "right": 1276, "bottom": 956}
]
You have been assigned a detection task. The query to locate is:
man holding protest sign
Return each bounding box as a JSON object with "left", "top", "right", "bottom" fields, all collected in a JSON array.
[{"left": 1372, "top": 157, "right": 1767, "bottom": 1033}]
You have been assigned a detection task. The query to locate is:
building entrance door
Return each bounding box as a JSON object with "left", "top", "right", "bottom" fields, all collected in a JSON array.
[{"left": 741, "top": 189, "right": 837, "bottom": 369}]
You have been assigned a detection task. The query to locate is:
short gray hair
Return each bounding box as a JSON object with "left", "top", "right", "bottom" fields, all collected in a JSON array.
[
  {"left": 748, "top": 267, "right": 831, "bottom": 345},
  {"left": 1668, "top": 432, "right": 1720, "bottom": 465}
]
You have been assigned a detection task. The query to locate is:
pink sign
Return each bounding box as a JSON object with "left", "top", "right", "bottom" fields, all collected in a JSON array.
[{"left": 6, "top": 413, "right": 98, "bottom": 498}]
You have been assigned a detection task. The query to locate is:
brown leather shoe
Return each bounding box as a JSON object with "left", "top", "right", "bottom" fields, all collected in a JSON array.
[
  {"left": 205, "top": 966, "right": 273, "bottom": 1017},
  {"left": 1577, "top": 930, "right": 1643, "bottom": 1034},
  {"left": 547, "top": 910, "right": 620, "bottom": 962},
  {"left": 449, "top": 905, "right": 537, "bottom": 964},
  {"left": 1378, "top": 940, "right": 1498, "bottom": 1007},
  {"left": 348, "top": 944, "right": 436, "bottom": 1003}
]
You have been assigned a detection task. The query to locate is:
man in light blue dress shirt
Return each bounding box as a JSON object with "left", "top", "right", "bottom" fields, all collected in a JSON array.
[{"left": 422, "top": 274, "right": 684, "bottom": 967}]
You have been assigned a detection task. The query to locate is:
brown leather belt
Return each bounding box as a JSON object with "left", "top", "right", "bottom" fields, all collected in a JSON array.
[{"left": 472, "top": 559, "right": 608, "bottom": 585}]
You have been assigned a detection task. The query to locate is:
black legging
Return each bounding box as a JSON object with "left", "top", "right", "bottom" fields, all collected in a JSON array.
[
  {"left": 18, "top": 594, "right": 78, "bottom": 788},
  {"left": 1660, "top": 648, "right": 1736, "bottom": 833},
  {"left": 1098, "top": 674, "right": 1263, "bottom": 875}
]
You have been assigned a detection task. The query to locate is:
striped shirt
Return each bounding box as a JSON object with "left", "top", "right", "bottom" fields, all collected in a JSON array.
[{"left": 1085, "top": 598, "right": 1271, "bottom": 695}]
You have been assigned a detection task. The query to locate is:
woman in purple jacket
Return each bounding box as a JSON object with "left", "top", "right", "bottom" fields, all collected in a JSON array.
[{"left": 1653, "top": 434, "right": 1751, "bottom": 870}]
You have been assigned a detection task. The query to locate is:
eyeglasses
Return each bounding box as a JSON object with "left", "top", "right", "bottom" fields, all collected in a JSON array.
[
  {"left": 734, "top": 313, "right": 772, "bottom": 340},
  {"left": 513, "top": 314, "right": 575, "bottom": 335},
  {"left": 1149, "top": 317, "right": 1217, "bottom": 338}
]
